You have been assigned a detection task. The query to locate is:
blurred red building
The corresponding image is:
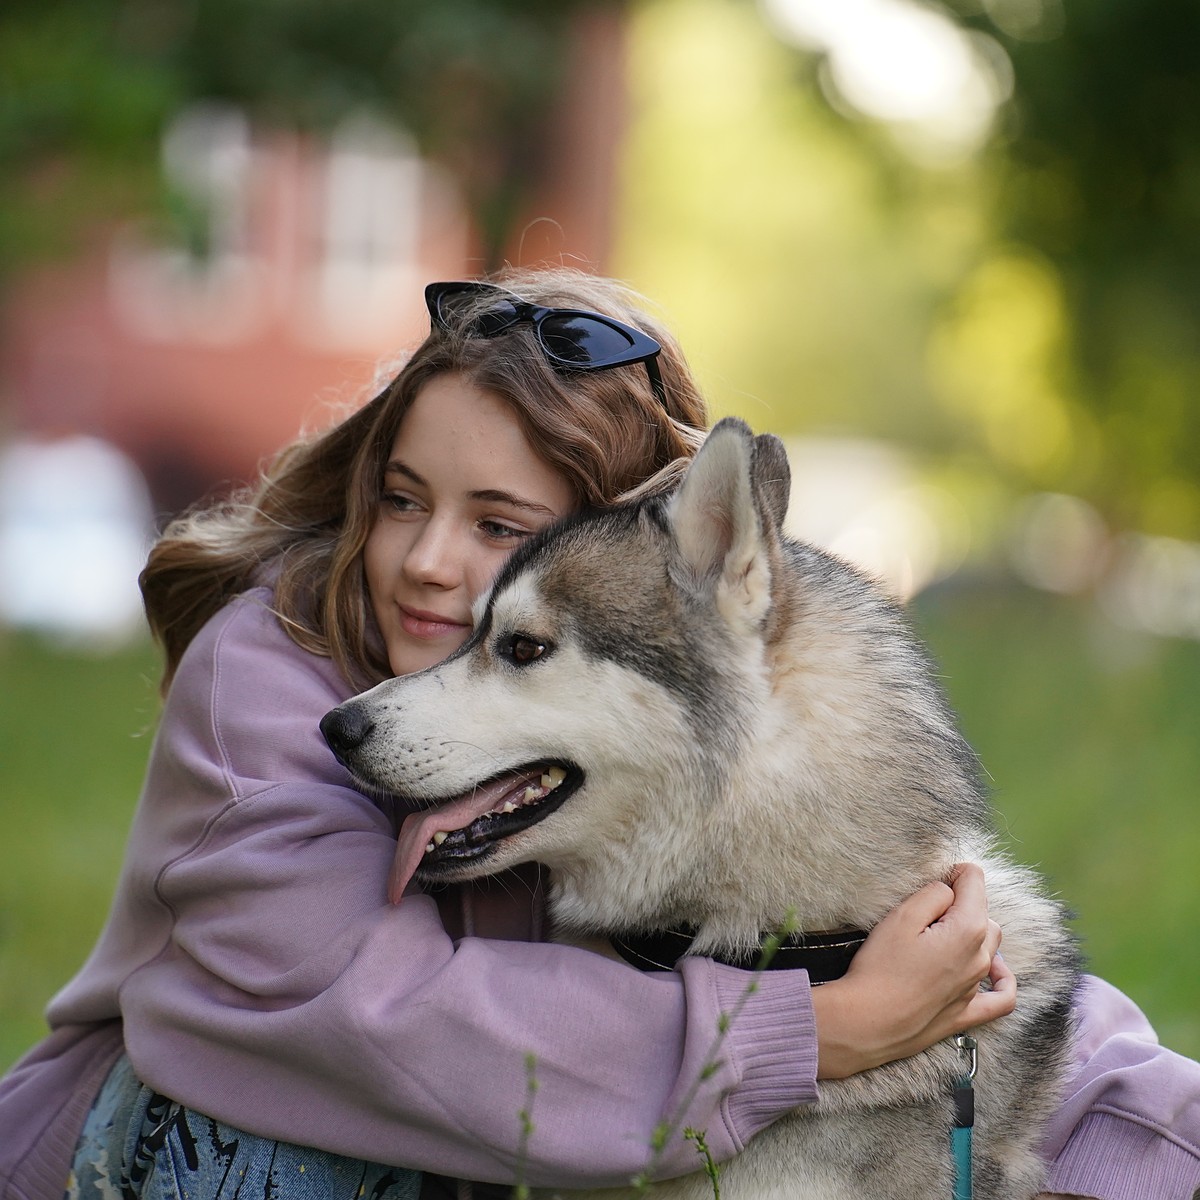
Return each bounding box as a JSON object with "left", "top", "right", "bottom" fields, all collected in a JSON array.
[{"left": 0, "top": 9, "right": 627, "bottom": 517}]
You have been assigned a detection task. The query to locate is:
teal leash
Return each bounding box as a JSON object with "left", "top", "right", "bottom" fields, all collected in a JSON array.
[{"left": 951, "top": 1034, "right": 978, "bottom": 1200}]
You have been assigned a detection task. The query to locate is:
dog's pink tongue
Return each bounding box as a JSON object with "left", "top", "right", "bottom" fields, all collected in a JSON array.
[{"left": 387, "top": 774, "right": 533, "bottom": 904}]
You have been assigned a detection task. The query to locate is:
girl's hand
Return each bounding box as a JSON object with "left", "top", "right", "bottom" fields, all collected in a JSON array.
[{"left": 811, "top": 863, "right": 1016, "bottom": 1079}]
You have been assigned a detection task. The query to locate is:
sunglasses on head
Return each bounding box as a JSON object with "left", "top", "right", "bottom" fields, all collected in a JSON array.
[{"left": 425, "top": 281, "right": 667, "bottom": 407}]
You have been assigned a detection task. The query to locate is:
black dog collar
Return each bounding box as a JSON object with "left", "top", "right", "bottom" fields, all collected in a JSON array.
[{"left": 610, "top": 926, "right": 869, "bottom": 983}]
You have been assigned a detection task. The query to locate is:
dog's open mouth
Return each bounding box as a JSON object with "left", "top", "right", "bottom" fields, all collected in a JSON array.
[{"left": 388, "top": 762, "right": 581, "bottom": 900}]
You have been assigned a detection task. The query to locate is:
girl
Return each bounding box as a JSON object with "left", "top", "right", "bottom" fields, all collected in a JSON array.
[{"left": 1, "top": 269, "right": 1196, "bottom": 1200}]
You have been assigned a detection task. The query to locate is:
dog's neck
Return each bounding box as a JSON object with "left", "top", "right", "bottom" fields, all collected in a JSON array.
[{"left": 608, "top": 925, "right": 869, "bottom": 981}]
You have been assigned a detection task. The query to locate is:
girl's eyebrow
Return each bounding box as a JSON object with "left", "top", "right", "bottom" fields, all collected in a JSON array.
[{"left": 383, "top": 461, "right": 561, "bottom": 518}]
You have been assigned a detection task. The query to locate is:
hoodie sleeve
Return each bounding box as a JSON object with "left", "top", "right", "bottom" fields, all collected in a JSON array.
[
  {"left": 106, "top": 592, "right": 818, "bottom": 1188},
  {"left": 1040, "top": 975, "right": 1200, "bottom": 1200}
]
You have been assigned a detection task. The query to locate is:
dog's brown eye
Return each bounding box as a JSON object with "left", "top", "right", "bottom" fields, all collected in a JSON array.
[{"left": 506, "top": 635, "right": 546, "bottom": 664}]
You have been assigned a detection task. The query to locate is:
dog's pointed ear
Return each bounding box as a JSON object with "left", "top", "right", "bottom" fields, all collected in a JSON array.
[
  {"left": 752, "top": 432, "right": 790, "bottom": 533},
  {"left": 668, "top": 417, "right": 776, "bottom": 629}
]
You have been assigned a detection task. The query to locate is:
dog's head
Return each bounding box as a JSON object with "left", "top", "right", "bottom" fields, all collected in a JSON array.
[
  {"left": 320, "top": 419, "right": 796, "bottom": 918},
  {"left": 323, "top": 418, "right": 985, "bottom": 933}
]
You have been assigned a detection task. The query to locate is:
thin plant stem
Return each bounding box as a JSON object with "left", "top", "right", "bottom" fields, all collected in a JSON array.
[
  {"left": 512, "top": 1052, "right": 540, "bottom": 1200},
  {"left": 630, "top": 912, "right": 799, "bottom": 1196},
  {"left": 683, "top": 1128, "right": 720, "bottom": 1200}
]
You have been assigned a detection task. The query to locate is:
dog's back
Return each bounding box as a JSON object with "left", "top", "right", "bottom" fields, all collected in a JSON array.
[{"left": 538, "top": 419, "right": 1080, "bottom": 1198}]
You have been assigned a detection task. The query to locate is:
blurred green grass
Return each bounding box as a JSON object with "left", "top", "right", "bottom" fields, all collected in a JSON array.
[
  {"left": 912, "top": 583, "right": 1200, "bottom": 1061},
  {"left": 1, "top": 631, "right": 160, "bottom": 1070},
  {"left": 2, "top": 584, "right": 1197, "bottom": 1074}
]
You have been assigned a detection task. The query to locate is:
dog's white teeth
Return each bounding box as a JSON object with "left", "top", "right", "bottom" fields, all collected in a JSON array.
[
  {"left": 433, "top": 831, "right": 449, "bottom": 846},
  {"left": 542, "top": 767, "right": 567, "bottom": 789},
  {"left": 523, "top": 786, "right": 540, "bottom": 804},
  {"left": 425, "top": 842, "right": 436, "bottom": 854},
  {"left": 501, "top": 801, "right": 517, "bottom": 814}
]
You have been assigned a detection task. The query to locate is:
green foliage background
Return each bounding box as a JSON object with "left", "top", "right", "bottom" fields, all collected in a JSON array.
[
  {"left": 0, "top": 0, "right": 579, "bottom": 271},
  {"left": 614, "top": 0, "right": 1200, "bottom": 541},
  {"left": 951, "top": 0, "right": 1200, "bottom": 538},
  {"left": 4, "top": 0, "right": 1199, "bottom": 534}
]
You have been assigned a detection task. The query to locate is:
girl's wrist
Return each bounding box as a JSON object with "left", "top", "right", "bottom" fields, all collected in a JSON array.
[{"left": 811, "top": 977, "right": 879, "bottom": 1079}]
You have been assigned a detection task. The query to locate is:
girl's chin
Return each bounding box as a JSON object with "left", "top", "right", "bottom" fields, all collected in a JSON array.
[{"left": 388, "top": 632, "right": 470, "bottom": 677}]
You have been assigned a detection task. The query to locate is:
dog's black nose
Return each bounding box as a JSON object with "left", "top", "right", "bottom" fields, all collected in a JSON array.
[{"left": 320, "top": 703, "right": 374, "bottom": 762}]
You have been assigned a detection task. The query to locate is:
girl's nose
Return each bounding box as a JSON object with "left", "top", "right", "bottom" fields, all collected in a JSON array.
[{"left": 402, "top": 519, "right": 463, "bottom": 589}]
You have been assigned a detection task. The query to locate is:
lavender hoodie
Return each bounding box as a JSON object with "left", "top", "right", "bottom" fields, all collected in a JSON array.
[{"left": 1, "top": 589, "right": 1198, "bottom": 1199}]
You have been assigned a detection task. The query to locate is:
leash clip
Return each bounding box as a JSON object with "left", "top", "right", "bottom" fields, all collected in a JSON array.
[
  {"left": 951, "top": 1034, "right": 978, "bottom": 1199},
  {"left": 953, "top": 1033, "right": 978, "bottom": 1082}
]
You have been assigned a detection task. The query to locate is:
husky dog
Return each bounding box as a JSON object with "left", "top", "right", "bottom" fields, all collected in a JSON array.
[{"left": 322, "top": 418, "right": 1080, "bottom": 1200}]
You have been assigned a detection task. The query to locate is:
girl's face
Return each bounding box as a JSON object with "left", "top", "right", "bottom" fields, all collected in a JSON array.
[{"left": 364, "top": 372, "right": 576, "bottom": 677}]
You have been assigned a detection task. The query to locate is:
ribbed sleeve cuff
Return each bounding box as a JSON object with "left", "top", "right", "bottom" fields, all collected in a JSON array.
[
  {"left": 1045, "top": 1110, "right": 1200, "bottom": 1200},
  {"left": 708, "top": 962, "right": 820, "bottom": 1145},
  {"left": 0, "top": 1023, "right": 124, "bottom": 1200}
]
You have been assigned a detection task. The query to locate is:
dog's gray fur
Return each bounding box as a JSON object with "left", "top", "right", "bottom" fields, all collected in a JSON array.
[{"left": 325, "top": 417, "right": 1080, "bottom": 1199}]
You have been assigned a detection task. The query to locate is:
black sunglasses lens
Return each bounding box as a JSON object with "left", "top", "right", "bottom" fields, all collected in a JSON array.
[
  {"left": 430, "top": 285, "right": 473, "bottom": 324},
  {"left": 470, "top": 304, "right": 521, "bottom": 337},
  {"left": 432, "top": 285, "right": 519, "bottom": 335},
  {"left": 539, "top": 315, "right": 635, "bottom": 367}
]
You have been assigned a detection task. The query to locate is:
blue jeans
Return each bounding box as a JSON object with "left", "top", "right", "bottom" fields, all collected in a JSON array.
[{"left": 69, "top": 1054, "right": 422, "bottom": 1200}]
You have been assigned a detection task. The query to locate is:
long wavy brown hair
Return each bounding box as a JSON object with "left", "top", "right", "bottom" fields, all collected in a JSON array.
[{"left": 140, "top": 267, "right": 710, "bottom": 692}]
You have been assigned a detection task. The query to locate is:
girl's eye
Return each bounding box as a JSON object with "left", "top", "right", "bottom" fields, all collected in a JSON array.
[
  {"left": 480, "top": 520, "right": 530, "bottom": 542},
  {"left": 382, "top": 492, "right": 420, "bottom": 514}
]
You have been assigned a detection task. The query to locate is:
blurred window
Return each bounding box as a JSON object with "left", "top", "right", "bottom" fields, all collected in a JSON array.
[{"left": 0, "top": 434, "right": 153, "bottom": 646}]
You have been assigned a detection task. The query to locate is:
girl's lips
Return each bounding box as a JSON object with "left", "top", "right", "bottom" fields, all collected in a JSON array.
[{"left": 398, "top": 605, "right": 470, "bottom": 641}]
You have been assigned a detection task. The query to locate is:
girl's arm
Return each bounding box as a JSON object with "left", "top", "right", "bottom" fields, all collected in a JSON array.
[
  {"left": 85, "top": 594, "right": 1196, "bottom": 1193},
  {"left": 115, "top": 787, "right": 1009, "bottom": 1188},
  {"left": 77, "top": 592, "right": 814, "bottom": 1187},
  {"left": 88, "top": 595, "right": 1015, "bottom": 1188},
  {"left": 1036, "top": 974, "right": 1200, "bottom": 1200},
  {"left": 105, "top": 772, "right": 806, "bottom": 1184}
]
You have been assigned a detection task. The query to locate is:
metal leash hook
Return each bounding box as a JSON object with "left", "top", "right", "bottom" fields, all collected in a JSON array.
[
  {"left": 951, "top": 1034, "right": 978, "bottom": 1200},
  {"left": 954, "top": 1033, "right": 979, "bottom": 1083}
]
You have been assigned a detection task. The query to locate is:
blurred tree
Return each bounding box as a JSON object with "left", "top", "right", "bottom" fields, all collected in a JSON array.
[
  {"left": 0, "top": 1, "right": 179, "bottom": 273},
  {"left": 620, "top": 0, "right": 1200, "bottom": 541},
  {"left": 616, "top": 0, "right": 993, "bottom": 448},
  {"left": 0, "top": 0, "right": 586, "bottom": 276},
  {"left": 942, "top": 0, "right": 1200, "bottom": 537}
]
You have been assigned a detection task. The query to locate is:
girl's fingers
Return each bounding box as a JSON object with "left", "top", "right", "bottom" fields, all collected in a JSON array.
[
  {"left": 946, "top": 862, "right": 987, "bottom": 913},
  {"left": 958, "top": 954, "right": 1018, "bottom": 1029},
  {"left": 875, "top": 879, "right": 955, "bottom": 937},
  {"left": 988, "top": 948, "right": 1013, "bottom": 990},
  {"left": 985, "top": 918, "right": 1004, "bottom": 959}
]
